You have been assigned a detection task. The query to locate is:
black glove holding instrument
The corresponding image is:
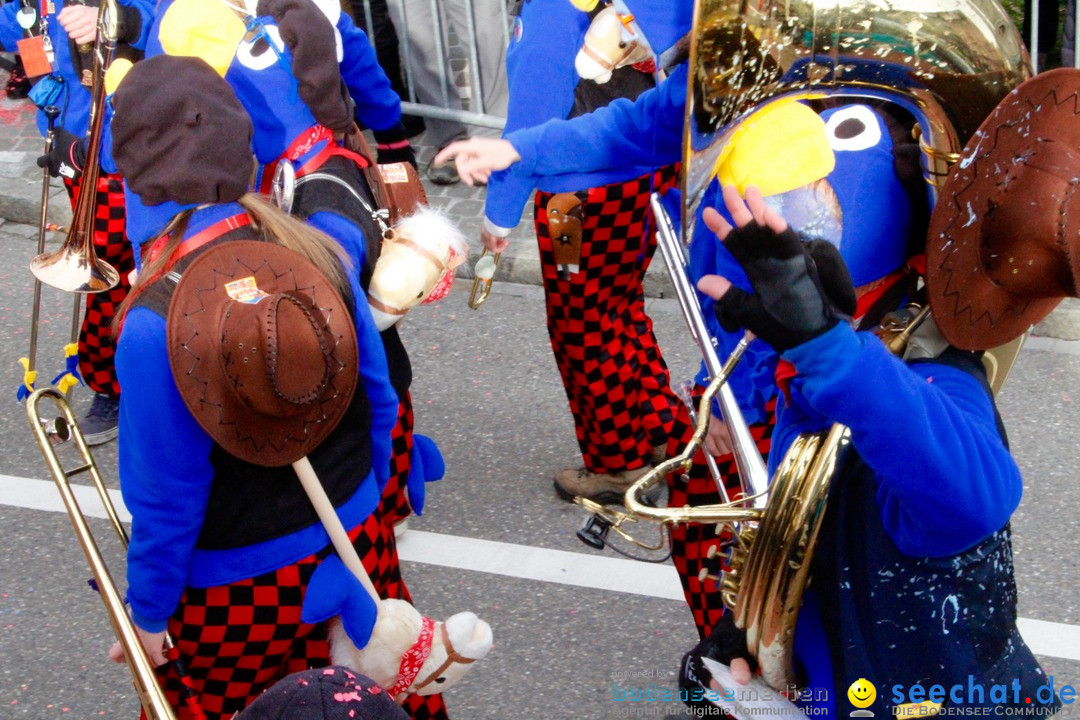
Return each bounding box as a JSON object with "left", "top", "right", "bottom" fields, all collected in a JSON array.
[
  {"left": 37, "top": 128, "right": 85, "bottom": 181},
  {"left": 678, "top": 613, "right": 758, "bottom": 712},
  {"left": 701, "top": 185, "right": 855, "bottom": 353}
]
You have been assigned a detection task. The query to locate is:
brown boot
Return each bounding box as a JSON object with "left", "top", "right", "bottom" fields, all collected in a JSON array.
[{"left": 553, "top": 465, "right": 660, "bottom": 505}]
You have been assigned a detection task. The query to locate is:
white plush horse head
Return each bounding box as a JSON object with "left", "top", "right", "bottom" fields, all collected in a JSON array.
[
  {"left": 330, "top": 599, "right": 493, "bottom": 703},
  {"left": 367, "top": 206, "right": 468, "bottom": 331},
  {"left": 574, "top": 4, "right": 653, "bottom": 84}
]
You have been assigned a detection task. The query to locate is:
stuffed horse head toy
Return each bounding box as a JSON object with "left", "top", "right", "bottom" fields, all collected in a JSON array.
[
  {"left": 303, "top": 556, "right": 493, "bottom": 704},
  {"left": 329, "top": 599, "right": 493, "bottom": 703},
  {"left": 574, "top": 3, "right": 653, "bottom": 83},
  {"left": 368, "top": 206, "right": 469, "bottom": 331}
]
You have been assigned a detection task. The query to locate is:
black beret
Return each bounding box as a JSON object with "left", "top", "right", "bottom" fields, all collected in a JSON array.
[{"left": 111, "top": 54, "right": 254, "bottom": 206}]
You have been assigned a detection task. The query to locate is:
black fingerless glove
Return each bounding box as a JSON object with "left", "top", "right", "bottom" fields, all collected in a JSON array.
[
  {"left": 679, "top": 613, "right": 757, "bottom": 712},
  {"left": 713, "top": 221, "right": 849, "bottom": 352},
  {"left": 805, "top": 239, "right": 857, "bottom": 317},
  {"left": 37, "top": 128, "right": 85, "bottom": 180}
]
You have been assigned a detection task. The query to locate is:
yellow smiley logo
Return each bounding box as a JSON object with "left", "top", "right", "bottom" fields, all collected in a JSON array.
[{"left": 848, "top": 678, "right": 877, "bottom": 709}]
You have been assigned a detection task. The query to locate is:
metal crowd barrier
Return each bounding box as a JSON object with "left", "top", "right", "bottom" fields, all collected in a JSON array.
[
  {"left": 356, "top": 0, "right": 509, "bottom": 131},
  {"left": 1027, "top": 0, "right": 1080, "bottom": 71}
]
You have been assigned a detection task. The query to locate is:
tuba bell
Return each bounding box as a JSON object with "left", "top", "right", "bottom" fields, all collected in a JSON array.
[
  {"left": 578, "top": 0, "right": 1030, "bottom": 691},
  {"left": 683, "top": 0, "right": 1030, "bottom": 220}
]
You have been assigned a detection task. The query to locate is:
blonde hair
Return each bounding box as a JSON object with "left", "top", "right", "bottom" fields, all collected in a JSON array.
[{"left": 115, "top": 193, "right": 353, "bottom": 332}]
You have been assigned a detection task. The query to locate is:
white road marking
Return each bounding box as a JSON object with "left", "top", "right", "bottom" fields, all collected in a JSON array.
[{"left": 3, "top": 473, "right": 1079, "bottom": 662}]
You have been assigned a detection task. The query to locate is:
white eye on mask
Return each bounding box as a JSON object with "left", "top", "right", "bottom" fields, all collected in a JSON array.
[
  {"left": 236, "top": 23, "right": 285, "bottom": 71},
  {"left": 824, "top": 104, "right": 882, "bottom": 153}
]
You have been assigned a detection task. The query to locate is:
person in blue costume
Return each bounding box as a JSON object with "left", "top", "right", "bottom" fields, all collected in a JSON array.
[
  {"left": 126, "top": 9, "right": 447, "bottom": 718},
  {"left": 439, "top": 0, "right": 681, "bottom": 503},
  {"left": 678, "top": 76, "right": 1074, "bottom": 714},
  {"left": 129, "top": 0, "right": 408, "bottom": 253},
  {"left": 434, "top": 0, "right": 688, "bottom": 488},
  {"left": 1, "top": 0, "right": 154, "bottom": 444},
  {"left": 106, "top": 54, "right": 401, "bottom": 720}
]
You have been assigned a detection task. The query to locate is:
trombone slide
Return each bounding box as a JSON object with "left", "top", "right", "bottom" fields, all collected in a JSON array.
[
  {"left": 649, "top": 194, "right": 769, "bottom": 502},
  {"left": 27, "top": 388, "right": 177, "bottom": 720}
]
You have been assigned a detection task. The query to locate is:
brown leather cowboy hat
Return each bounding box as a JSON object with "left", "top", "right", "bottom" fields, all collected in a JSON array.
[
  {"left": 927, "top": 68, "right": 1080, "bottom": 351},
  {"left": 167, "top": 241, "right": 357, "bottom": 467}
]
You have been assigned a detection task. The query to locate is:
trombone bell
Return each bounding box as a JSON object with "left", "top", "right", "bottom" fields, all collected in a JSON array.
[
  {"left": 30, "top": 241, "right": 120, "bottom": 293},
  {"left": 467, "top": 250, "right": 500, "bottom": 309},
  {"left": 29, "top": 0, "right": 122, "bottom": 295}
]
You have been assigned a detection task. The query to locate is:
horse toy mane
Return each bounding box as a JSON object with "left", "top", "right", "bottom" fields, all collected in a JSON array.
[{"left": 368, "top": 206, "right": 469, "bottom": 330}]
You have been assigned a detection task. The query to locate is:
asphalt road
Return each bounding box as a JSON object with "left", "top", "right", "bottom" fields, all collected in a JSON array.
[{"left": 0, "top": 220, "right": 1077, "bottom": 719}]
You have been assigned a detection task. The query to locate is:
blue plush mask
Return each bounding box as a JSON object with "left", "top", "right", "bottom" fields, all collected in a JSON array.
[{"left": 814, "top": 104, "right": 912, "bottom": 287}]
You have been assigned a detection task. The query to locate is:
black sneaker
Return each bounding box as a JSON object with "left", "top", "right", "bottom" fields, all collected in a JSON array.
[
  {"left": 426, "top": 159, "right": 460, "bottom": 185},
  {"left": 5, "top": 56, "right": 30, "bottom": 100},
  {"left": 80, "top": 393, "right": 119, "bottom": 446}
]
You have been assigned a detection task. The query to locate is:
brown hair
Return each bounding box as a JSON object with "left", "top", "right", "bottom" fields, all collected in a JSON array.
[{"left": 114, "top": 194, "right": 353, "bottom": 332}]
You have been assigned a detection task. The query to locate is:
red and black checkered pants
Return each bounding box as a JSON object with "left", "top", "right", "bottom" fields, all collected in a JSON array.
[
  {"left": 62, "top": 172, "right": 133, "bottom": 397},
  {"left": 145, "top": 511, "right": 449, "bottom": 720},
  {"left": 534, "top": 166, "right": 681, "bottom": 474},
  {"left": 665, "top": 393, "right": 777, "bottom": 639},
  {"left": 378, "top": 395, "right": 416, "bottom": 532}
]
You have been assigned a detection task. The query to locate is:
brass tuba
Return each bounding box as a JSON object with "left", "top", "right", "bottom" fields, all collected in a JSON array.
[
  {"left": 29, "top": 0, "right": 122, "bottom": 293},
  {"left": 683, "top": 0, "right": 1030, "bottom": 224},
  {"left": 579, "top": 0, "right": 1029, "bottom": 691}
]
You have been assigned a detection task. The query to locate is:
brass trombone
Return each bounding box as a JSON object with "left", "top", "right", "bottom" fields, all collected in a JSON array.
[
  {"left": 29, "top": 0, "right": 120, "bottom": 293},
  {"left": 27, "top": 388, "right": 177, "bottom": 720}
]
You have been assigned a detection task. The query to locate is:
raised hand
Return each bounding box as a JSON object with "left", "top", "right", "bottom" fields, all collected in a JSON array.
[
  {"left": 697, "top": 185, "right": 850, "bottom": 353},
  {"left": 432, "top": 138, "right": 521, "bottom": 187}
]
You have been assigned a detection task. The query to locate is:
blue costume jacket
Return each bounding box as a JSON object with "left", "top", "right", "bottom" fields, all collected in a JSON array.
[{"left": 773, "top": 324, "right": 1055, "bottom": 716}]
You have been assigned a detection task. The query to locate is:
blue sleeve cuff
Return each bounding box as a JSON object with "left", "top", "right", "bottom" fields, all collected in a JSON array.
[{"left": 485, "top": 164, "right": 537, "bottom": 231}]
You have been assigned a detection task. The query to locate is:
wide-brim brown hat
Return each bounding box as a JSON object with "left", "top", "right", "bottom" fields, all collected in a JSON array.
[
  {"left": 167, "top": 241, "right": 357, "bottom": 467},
  {"left": 927, "top": 68, "right": 1080, "bottom": 351}
]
